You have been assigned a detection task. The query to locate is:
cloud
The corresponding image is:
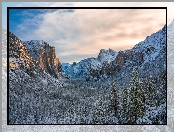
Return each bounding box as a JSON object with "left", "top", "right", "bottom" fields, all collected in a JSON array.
[
  {"left": 3, "top": 2, "right": 174, "bottom": 29},
  {"left": 9, "top": 3, "right": 169, "bottom": 63}
]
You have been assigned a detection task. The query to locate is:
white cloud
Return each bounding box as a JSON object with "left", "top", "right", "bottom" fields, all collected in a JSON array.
[
  {"left": 14, "top": 8, "right": 166, "bottom": 63},
  {"left": 9, "top": 2, "right": 174, "bottom": 63}
]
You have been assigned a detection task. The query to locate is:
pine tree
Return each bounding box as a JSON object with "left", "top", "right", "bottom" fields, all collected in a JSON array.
[
  {"left": 144, "top": 74, "right": 156, "bottom": 107},
  {"left": 122, "top": 87, "right": 130, "bottom": 124},
  {"left": 156, "top": 71, "right": 167, "bottom": 124},
  {"left": 110, "top": 80, "right": 119, "bottom": 117},
  {"left": 130, "top": 68, "right": 145, "bottom": 124},
  {"left": 158, "top": 71, "right": 166, "bottom": 105},
  {"left": 92, "top": 96, "right": 105, "bottom": 124}
]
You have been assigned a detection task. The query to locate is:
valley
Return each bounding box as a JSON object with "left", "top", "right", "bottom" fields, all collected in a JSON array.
[{"left": 6, "top": 22, "right": 167, "bottom": 124}]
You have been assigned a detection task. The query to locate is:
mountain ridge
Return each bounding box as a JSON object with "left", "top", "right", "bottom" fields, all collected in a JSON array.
[
  {"left": 9, "top": 31, "right": 64, "bottom": 78},
  {"left": 62, "top": 24, "right": 166, "bottom": 84}
]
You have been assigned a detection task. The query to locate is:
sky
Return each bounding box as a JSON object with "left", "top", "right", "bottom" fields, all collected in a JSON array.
[{"left": 2, "top": 2, "right": 174, "bottom": 64}]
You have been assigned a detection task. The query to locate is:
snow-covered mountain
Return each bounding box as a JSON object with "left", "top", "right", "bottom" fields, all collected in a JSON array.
[
  {"left": 98, "top": 48, "right": 118, "bottom": 65},
  {"left": 61, "top": 48, "right": 119, "bottom": 79},
  {"left": 9, "top": 31, "right": 37, "bottom": 69},
  {"left": 22, "top": 40, "right": 46, "bottom": 61},
  {"left": 62, "top": 58, "right": 96, "bottom": 78},
  {"left": 86, "top": 25, "right": 166, "bottom": 83},
  {"left": 22, "top": 40, "right": 62, "bottom": 78},
  {"left": 8, "top": 30, "right": 67, "bottom": 79},
  {"left": 61, "top": 63, "right": 70, "bottom": 72},
  {"left": 62, "top": 25, "right": 166, "bottom": 85}
]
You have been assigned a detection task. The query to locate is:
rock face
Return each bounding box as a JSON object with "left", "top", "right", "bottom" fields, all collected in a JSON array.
[
  {"left": 9, "top": 32, "right": 37, "bottom": 69},
  {"left": 9, "top": 32, "right": 63, "bottom": 78},
  {"left": 61, "top": 24, "right": 166, "bottom": 83},
  {"left": 62, "top": 48, "right": 119, "bottom": 79},
  {"left": 86, "top": 25, "right": 166, "bottom": 82},
  {"left": 23, "top": 40, "right": 62, "bottom": 78},
  {"left": 98, "top": 48, "right": 118, "bottom": 64},
  {"left": 115, "top": 51, "right": 125, "bottom": 67},
  {"left": 62, "top": 25, "right": 166, "bottom": 83},
  {"left": 39, "top": 44, "right": 62, "bottom": 78},
  {"left": 124, "top": 49, "right": 133, "bottom": 61}
]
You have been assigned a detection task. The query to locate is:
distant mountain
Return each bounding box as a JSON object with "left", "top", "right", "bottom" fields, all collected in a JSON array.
[
  {"left": 98, "top": 48, "right": 118, "bottom": 65},
  {"left": 61, "top": 48, "right": 119, "bottom": 79},
  {"left": 61, "top": 63, "right": 71, "bottom": 71},
  {"left": 62, "top": 25, "right": 166, "bottom": 86},
  {"left": 62, "top": 58, "right": 96, "bottom": 78},
  {"left": 87, "top": 25, "right": 166, "bottom": 84}
]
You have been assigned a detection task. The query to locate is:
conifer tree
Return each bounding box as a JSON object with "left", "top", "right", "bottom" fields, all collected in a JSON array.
[
  {"left": 122, "top": 87, "right": 130, "bottom": 123},
  {"left": 144, "top": 74, "right": 156, "bottom": 107},
  {"left": 158, "top": 71, "right": 166, "bottom": 105},
  {"left": 92, "top": 96, "right": 105, "bottom": 124},
  {"left": 110, "top": 80, "right": 119, "bottom": 116},
  {"left": 129, "top": 68, "right": 145, "bottom": 124},
  {"left": 156, "top": 71, "right": 167, "bottom": 124}
]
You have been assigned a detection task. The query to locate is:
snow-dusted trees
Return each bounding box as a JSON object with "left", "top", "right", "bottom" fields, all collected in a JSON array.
[
  {"left": 122, "top": 68, "right": 145, "bottom": 124},
  {"left": 109, "top": 80, "right": 119, "bottom": 116},
  {"left": 86, "top": 63, "right": 91, "bottom": 81},
  {"left": 92, "top": 96, "right": 105, "bottom": 124},
  {"left": 157, "top": 71, "right": 166, "bottom": 106},
  {"left": 129, "top": 68, "right": 145, "bottom": 124},
  {"left": 137, "top": 71, "right": 167, "bottom": 124},
  {"left": 143, "top": 74, "right": 156, "bottom": 107},
  {"left": 9, "top": 56, "right": 166, "bottom": 124},
  {"left": 122, "top": 87, "right": 130, "bottom": 123},
  {"left": 155, "top": 71, "right": 167, "bottom": 124}
]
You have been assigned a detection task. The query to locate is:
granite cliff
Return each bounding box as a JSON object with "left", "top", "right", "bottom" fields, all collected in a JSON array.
[
  {"left": 9, "top": 31, "right": 63, "bottom": 78},
  {"left": 23, "top": 40, "right": 62, "bottom": 78}
]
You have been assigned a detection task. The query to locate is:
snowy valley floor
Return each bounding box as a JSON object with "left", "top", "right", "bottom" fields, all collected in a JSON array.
[
  {"left": 9, "top": 68, "right": 166, "bottom": 124},
  {"left": 9, "top": 68, "right": 118, "bottom": 124}
]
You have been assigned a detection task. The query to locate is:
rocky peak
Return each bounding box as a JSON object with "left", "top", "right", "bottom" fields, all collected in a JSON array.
[
  {"left": 23, "top": 40, "right": 62, "bottom": 78},
  {"left": 85, "top": 24, "right": 166, "bottom": 81},
  {"left": 98, "top": 48, "right": 118, "bottom": 65},
  {"left": 115, "top": 51, "right": 125, "bottom": 67},
  {"left": 124, "top": 49, "right": 133, "bottom": 61},
  {"left": 9, "top": 31, "right": 63, "bottom": 78},
  {"left": 9, "top": 31, "right": 37, "bottom": 69}
]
